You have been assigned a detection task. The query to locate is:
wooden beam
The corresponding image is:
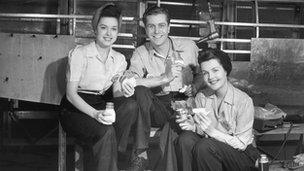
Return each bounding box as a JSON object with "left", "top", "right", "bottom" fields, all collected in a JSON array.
[{"left": 233, "top": 0, "right": 304, "bottom": 3}]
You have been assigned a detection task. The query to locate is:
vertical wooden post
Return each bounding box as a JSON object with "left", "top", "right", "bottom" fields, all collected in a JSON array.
[
  {"left": 58, "top": 121, "right": 66, "bottom": 171},
  {"left": 74, "top": 144, "right": 84, "bottom": 171}
]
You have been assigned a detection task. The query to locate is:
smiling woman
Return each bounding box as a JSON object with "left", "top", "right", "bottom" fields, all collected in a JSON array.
[
  {"left": 59, "top": 3, "right": 128, "bottom": 171},
  {"left": 95, "top": 17, "right": 118, "bottom": 49},
  {"left": 93, "top": 4, "right": 121, "bottom": 50},
  {"left": 175, "top": 48, "right": 260, "bottom": 171}
]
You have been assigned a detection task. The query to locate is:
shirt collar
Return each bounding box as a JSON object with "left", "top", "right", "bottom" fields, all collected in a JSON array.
[
  {"left": 146, "top": 37, "right": 183, "bottom": 59},
  {"left": 87, "top": 41, "right": 115, "bottom": 62},
  {"left": 223, "top": 83, "right": 234, "bottom": 105},
  {"left": 203, "top": 82, "right": 234, "bottom": 106}
]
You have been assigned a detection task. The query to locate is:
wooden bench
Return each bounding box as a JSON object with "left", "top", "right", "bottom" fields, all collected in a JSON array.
[
  {"left": 255, "top": 123, "right": 304, "bottom": 158},
  {"left": 58, "top": 121, "right": 83, "bottom": 171},
  {"left": 1, "top": 110, "right": 83, "bottom": 171},
  {"left": 58, "top": 117, "right": 162, "bottom": 171},
  {"left": 1, "top": 109, "right": 162, "bottom": 171}
]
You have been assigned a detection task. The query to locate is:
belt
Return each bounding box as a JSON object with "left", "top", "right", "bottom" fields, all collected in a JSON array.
[{"left": 77, "top": 90, "right": 104, "bottom": 95}]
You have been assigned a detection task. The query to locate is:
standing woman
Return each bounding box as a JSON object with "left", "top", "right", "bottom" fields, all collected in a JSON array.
[
  {"left": 175, "top": 48, "right": 260, "bottom": 171},
  {"left": 59, "top": 4, "right": 126, "bottom": 171}
]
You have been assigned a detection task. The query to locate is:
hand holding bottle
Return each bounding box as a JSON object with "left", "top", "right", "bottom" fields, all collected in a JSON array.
[
  {"left": 164, "top": 59, "right": 183, "bottom": 83},
  {"left": 95, "top": 110, "right": 108, "bottom": 124},
  {"left": 172, "top": 62, "right": 183, "bottom": 78},
  {"left": 176, "top": 113, "right": 196, "bottom": 132},
  {"left": 179, "top": 84, "right": 195, "bottom": 97},
  {"left": 96, "top": 102, "right": 116, "bottom": 125}
]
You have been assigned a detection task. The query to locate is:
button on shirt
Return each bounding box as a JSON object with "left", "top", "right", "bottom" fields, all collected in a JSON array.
[
  {"left": 194, "top": 83, "right": 255, "bottom": 150},
  {"left": 128, "top": 37, "right": 199, "bottom": 94},
  {"left": 66, "top": 41, "right": 127, "bottom": 94}
]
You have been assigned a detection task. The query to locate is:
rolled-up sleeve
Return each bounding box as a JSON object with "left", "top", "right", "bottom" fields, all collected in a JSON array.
[
  {"left": 234, "top": 97, "right": 255, "bottom": 149},
  {"left": 116, "top": 55, "right": 128, "bottom": 77},
  {"left": 112, "top": 55, "right": 128, "bottom": 97},
  {"left": 190, "top": 40, "right": 199, "bottom": 66},
  {"left": 66, "top": 46, "right": 85, "bottom": 82},
  {"left": 128, "top": 49, "right": 145, "bottom": 78}
]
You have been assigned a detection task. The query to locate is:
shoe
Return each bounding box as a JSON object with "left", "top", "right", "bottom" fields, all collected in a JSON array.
[{"left": 127, "top": 155, "right": 148, "bottom": 171}]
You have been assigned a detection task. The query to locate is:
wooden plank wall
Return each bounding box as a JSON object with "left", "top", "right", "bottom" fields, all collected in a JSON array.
[{"left": 0, "top": 33, "right": 75, "bottom": 105}]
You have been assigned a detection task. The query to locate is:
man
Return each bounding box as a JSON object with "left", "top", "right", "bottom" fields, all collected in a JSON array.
[{"left": 114, "top": 5, "right": 203, "bottom": 171}]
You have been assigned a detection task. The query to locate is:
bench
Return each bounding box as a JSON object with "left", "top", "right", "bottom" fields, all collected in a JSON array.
[
  {"left": 1, "top": 109, "right": 163, "bottom": 171},
  {"left": 255, "top": 123, "right": 304, "bottom": 159},
  {"left": 1, "top": 110, "right": 83, "bottom": 171},
  {"left": 58, "top": 121, "right": 83, "bottom": 171}
]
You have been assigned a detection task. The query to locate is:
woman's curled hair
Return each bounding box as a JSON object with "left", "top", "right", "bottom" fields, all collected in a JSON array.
[
  {"left": 92, "top": 3, "right": 122, "bottom": 32},
  {"left": 198, "top": 48, "right": 232, "bottom": 76}
]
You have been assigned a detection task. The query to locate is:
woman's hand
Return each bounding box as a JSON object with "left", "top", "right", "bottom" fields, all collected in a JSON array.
[
  {"left": 95, "top": 110, "right": 112, "bottom": 125},
  {"left": 193, "top": 112, "right": 213, "bottom": 134}
]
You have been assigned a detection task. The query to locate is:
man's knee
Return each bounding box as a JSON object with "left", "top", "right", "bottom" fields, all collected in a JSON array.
[
  {"left": 193, "top": 138, "right": 217, "bottom": 157},
  {"left": 96, "top": 125, "right": 116, "bottom": 140},
  {"left": 120, "top": 98, "right": 138, "bottom": 113},
  {"left": 135, "top": 85, "right": 149, "bottom": 92},
  {"left": 175, "top": 131, "right": 197, "bottom": 149},
  {"left": 134, "top": 86, "right": 151, "bottom": 97}
]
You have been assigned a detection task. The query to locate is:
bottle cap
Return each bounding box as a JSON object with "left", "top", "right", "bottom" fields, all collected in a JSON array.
[
  {"left": 261, "top": 154, "right": 267, "bottom": 158},
  {"left": 106, "top": 102, "right": 114, "bottom": 108}
]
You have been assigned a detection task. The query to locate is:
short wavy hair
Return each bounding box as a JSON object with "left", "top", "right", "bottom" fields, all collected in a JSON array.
[
  {"left": 142, "top": 5, "right": 170, "bottom": 26},
  {"left": 91, "top": 3, "right": 122, "bottom": 32},
  {"left": 198, "top": 48, "right": 232, "bottom": 76}
]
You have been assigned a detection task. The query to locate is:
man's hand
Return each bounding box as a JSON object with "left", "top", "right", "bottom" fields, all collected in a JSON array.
[
  {"left": 182, "top": 85, "right": 193, "bottom": 97},
  {"left": 176, "top": 114, "right": 196, "bottom": 132},
  {"left": 119, "top": 70, "right": 134, "bottom": 84},
  {"left": 172, "top": 63, "right": 183, "bottom": 78},
  {"left": 121, "top": 77, "right": 136, "bottom": 97}
]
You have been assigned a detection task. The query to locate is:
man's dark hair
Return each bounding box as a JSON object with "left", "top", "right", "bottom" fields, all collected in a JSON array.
[{"left": 142, "top": 5, "right": 170, "bottom": 25}]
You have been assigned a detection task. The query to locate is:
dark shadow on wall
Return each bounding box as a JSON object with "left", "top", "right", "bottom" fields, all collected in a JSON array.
[{"left": 40, "top": 56, "right": 68, "bottom": 105}]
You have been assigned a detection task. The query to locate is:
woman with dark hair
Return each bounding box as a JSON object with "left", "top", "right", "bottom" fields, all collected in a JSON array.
[
  {"left": 175, "top": 48, "right": 260, "bottom": 171},
  {"left": 59, "top": 3, "right": 128, "bottom": 171}
]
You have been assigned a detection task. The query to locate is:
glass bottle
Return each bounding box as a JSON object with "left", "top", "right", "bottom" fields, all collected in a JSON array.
[
  {"left": 170, "top": 52, "right": 184, "bottom": 92},
  {"left": 104, "top": 102, "right": 116, "bottom": 124},
  {"left": 259, "top": 154, "right": 269, "bottom": 171}
]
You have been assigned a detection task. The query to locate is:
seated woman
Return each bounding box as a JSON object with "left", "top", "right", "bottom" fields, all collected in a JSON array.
[
  {"left": 59, "top": 4, "right": 128, "bottom": 171},
  {"left": 175, "top": 48, "right": 260, "bottom": 171}
]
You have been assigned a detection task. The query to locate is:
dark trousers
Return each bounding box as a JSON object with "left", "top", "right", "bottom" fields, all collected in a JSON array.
[
  {"left": 114, "top": 86, "right": 176, "bottom": 152},
  {"left": 175, "top": 131, "right": 260, "bottom": 171},
  {"left": 59, "top": 93, "right": 118, "bottom": 171},
  {"left": 113, "top": 96, "right": 139, "bottom": 152}
]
